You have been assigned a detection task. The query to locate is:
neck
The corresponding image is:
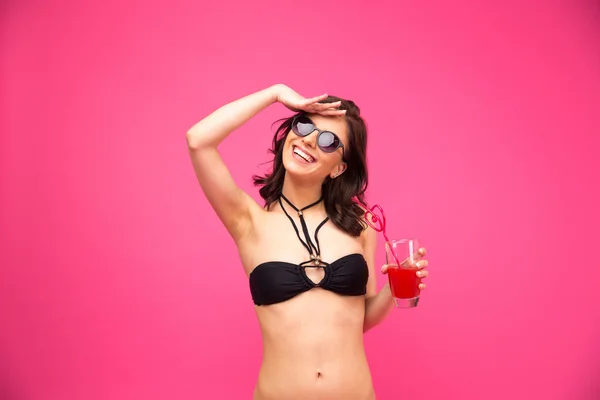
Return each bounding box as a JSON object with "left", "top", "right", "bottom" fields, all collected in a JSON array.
[{"left": 280, "top": 173, "right": 324, "bottom": 211}]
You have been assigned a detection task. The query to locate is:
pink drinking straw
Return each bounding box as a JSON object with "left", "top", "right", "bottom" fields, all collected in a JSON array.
[{"left": 363, "top": 204, "right": 403, "bottom": 268}]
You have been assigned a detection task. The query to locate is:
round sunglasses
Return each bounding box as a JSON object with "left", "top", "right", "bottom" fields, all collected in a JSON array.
[{"left": 291, "top": 115, "right": 345, "bottom": 157}]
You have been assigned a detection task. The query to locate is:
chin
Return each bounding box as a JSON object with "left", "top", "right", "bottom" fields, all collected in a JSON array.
[
  {"left": 283, "top": 156, "right": 311, "bottom": 176},
  {"left": 282, "top": 152, "right": 322, "bottom": 181}
]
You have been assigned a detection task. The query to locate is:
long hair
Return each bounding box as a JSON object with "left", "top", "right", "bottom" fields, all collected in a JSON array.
[{"left": 252, "top": 96, "right": 369, "bottom": 237}]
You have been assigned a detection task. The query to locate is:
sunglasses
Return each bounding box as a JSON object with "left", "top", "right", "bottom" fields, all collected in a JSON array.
[{"left": 291, "top": 115, "right": 345, "bottom": 157}]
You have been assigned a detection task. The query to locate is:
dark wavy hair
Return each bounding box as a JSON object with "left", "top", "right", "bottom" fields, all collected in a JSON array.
[{"left": 252, "top": 96, "right": 369, "bottom": 237}]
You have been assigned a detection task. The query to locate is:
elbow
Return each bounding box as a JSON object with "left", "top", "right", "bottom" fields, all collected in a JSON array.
[
  {"left": 186, "top": 129, "right": 210, "bottom": 150},
  {"left": 363, "top": 311, "right": 373, "bottom": 333}
]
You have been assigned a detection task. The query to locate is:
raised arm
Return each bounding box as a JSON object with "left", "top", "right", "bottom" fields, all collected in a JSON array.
[
  {"left": 186, "top": 85, "right": 281, "bottom": 241},
  {"left": 186, "top": 84, "right": 346, "bottom": 241}
]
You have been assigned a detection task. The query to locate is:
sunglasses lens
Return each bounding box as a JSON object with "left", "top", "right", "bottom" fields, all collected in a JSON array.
[
  {"left": 292, "top": 116, "right": 342, "bottom": 154},
  {"left": 318, "top": 132, "right": 340, "bottom": 153},
  {"left": 293, "top": 117, "right": 315, "bottom": 136}
]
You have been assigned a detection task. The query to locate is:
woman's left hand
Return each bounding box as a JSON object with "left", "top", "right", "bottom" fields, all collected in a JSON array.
[{"left": 381, "top": 247, "right": 429, "bottom": 291}]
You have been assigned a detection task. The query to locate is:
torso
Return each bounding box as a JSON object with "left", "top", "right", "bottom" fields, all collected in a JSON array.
[{"left": 236, "top": 201, "right": 376, "bottom": 400}]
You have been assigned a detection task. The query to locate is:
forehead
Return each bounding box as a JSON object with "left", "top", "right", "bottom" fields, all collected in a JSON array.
[{"left": 308, "top": 114, "right": 349, "bottom": 143}]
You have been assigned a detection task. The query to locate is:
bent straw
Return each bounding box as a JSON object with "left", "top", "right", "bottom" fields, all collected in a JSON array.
[{"left": 363, "top": 204, "right": 404, "bottom": 268}]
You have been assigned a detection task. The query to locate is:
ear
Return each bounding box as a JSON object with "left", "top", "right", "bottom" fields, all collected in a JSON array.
[{"left": 330, "top": 162, "right": 347, "bottom": 179}]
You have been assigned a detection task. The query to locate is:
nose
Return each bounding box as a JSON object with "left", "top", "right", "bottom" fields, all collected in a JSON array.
[{"left": 301, "top": 131, "right": 318, "bottom": 149}]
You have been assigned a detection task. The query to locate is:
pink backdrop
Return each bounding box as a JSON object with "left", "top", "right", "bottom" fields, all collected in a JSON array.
[{"left": 2, "top": 1, "right": 599, "bottom": 399}]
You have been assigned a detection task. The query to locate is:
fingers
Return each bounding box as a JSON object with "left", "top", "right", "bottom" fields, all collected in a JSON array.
[
  {"left": 301, "top": 97, "right": 337, "bottom": 110},
  {"left": 416, "top": 269, "right": 428, "bottom": 278},
  {"left": 382, "top": 258, "right": 429, "bottom": 292},
  {"left": 400, "top": 247, "right": 427, "bottom": 268},
  {"left": 303, "top": 93, "right": 329, "bottom": 104},
  {"left": 314, "top": 101, "right": 345, "bottom": 116},
  {"left": 309, "top": 100, "right": 341, "bottom": 112},
  {"left": 301, "top": 97, "right": 346, "bottom": 116},
  {"left": 315, "top": 100, "right": 341, "bottom": 108},
  {"left": 382, "top": 261, "right": 428, "bottom": 275},
  {"left": 319, "top": 109, "right": 346, "bottom": 116}
]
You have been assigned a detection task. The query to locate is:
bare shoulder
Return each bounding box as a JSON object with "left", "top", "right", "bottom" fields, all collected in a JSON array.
[{"left": 356, "top": 203, "right": 377, "bottom": 247}]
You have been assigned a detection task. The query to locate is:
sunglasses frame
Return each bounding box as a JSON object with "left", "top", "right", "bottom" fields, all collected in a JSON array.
[{"left": 291, "top": 115, "right": 346, "bottom": 158}]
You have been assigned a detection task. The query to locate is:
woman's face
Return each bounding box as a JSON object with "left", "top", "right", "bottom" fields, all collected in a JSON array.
[{"left": 282, "top": 114, "right": 348, "bottom": 182}]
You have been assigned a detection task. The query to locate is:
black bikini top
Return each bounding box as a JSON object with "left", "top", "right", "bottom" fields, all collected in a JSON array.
[{"left": 249, "top": 195, "right": 369, "bottom": 306}]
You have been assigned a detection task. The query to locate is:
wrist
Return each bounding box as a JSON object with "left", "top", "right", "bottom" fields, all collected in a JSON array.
[{"left": 268, "top": 83, "right": 286, "bottom": 103}]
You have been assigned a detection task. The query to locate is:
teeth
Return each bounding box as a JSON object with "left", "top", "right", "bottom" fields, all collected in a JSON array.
[{"left": 294, "top": 146, "right": 314, "bottom": 163}]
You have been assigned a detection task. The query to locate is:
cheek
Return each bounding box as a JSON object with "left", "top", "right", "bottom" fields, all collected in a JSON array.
[
  {"left": 282, "top": 137, "right": 293, "bottom": 154},
  {"left": 281, "top": 141, "right": 294, "bottom": 168},
  {"left": 281, "top": 148, "right": 291, "bottom": 165},
  {"left": 283, "top": 134, "right": 294, "bottom": 152},
  {"left": 320, "top": 152, "right": 339, "bottom": 167}
]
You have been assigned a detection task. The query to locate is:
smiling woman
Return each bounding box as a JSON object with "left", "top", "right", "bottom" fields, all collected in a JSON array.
[
  {"left": 253, "top": 95, "right": 369, "bottom": 237},
  {"left": 186, "top": 84, "right": 429, "bottom": 400}
]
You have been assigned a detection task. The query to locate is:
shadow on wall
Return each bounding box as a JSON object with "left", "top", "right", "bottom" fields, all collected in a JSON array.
[
  {"left": 0, "top": 361, "right": 27, "bottom": 400},
  {"left": 578, "top": 362, "right": 600, "bottom": 399},
  {"left": 586, "top": 0, "right": 600, "bottom": 31},
  {"left": 573, "top": 336, "right": 600, "bottom": 400}
]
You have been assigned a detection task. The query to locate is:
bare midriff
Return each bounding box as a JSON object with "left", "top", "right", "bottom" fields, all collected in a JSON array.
[{"left": 252, "top": 290, "right": 376, "bottom": 400}]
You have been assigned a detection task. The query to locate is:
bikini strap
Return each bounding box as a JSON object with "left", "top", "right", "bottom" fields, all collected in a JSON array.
[{"left": 279, "top": 195, "right": 330, "bottom": 266}]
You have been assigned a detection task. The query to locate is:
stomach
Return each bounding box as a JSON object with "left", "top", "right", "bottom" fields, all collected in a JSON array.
[{"left": 252, "top": 289, "right": 375, "bottom": 400}]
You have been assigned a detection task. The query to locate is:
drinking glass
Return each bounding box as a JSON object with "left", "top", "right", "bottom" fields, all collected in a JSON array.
[{"left": 385, "top": 238, "right": 423, "bottom": 308}]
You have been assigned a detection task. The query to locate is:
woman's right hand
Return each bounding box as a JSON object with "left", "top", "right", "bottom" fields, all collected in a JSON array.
[{"left": 273, "top": 84, "right": 346, "bottom": 116}]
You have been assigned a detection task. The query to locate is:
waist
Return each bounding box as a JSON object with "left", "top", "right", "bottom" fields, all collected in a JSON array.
[
  {"left": 255, "top": 354, "right": 374, "bottom": 400},
  {"left": 261, "top": 328, "right": 365, "bottom": 363},
  {"left": 253, "top": 291, "right": 371, "bottom": 399}
]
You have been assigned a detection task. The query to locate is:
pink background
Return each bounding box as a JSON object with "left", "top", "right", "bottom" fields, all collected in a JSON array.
[{"left": 2, "top": 0, "right": 599, "bottom": 399}]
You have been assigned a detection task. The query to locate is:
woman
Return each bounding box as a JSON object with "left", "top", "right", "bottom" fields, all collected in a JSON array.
[{"left": 186, "top": 84, "right": 429, "bottom": 400}]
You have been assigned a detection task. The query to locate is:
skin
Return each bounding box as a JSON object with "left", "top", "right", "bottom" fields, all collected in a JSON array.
[{"left": 186, "top": 84, "right": 429, "bottom": 400}]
